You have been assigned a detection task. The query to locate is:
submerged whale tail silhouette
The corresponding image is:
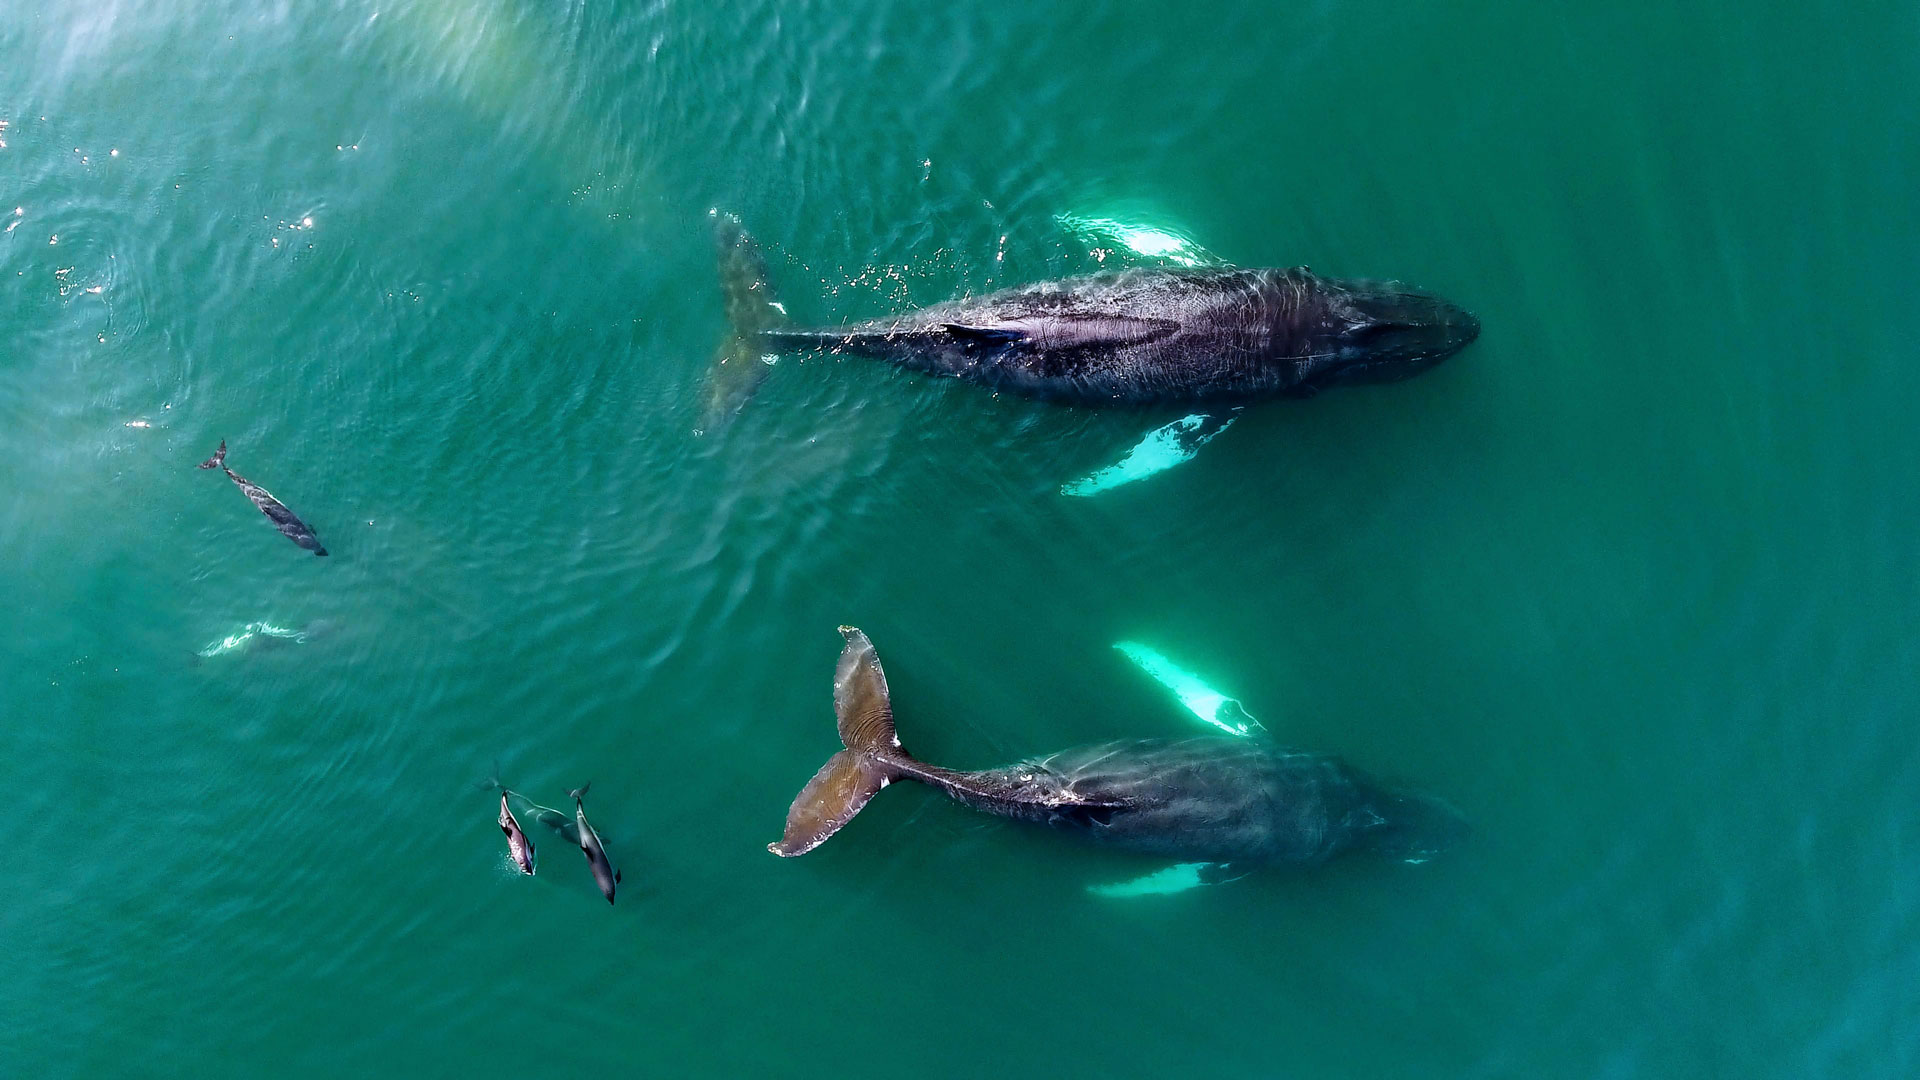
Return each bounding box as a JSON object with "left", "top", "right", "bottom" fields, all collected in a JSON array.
[
  {"left": 198, "top": 439, "right": 228, "bottom": 470},
  {"left": 770, "top": 626, "right": 912, "bottom": 856},
  {"left": 701, "top": 211, "right": 791, "bottom": 428}
]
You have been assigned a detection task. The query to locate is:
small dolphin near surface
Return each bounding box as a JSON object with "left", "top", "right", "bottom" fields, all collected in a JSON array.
[
  {"left": 770, "top": 627, "right": 1464, "bottom": 874},
  {"left": 707, "top": 214, "right": 1479, "bottom": 418},
  {"left": 498, "top": 792, "right": 536, "bottom": 876},
  {"left": 570, "top": 783, "right": 622, "bottom": 904},
  {"left": 197, "top": 440, "right": 327, "bottom": 555},
  {"left": 478, "top": 772, "right": 581, "bottom": 845}
]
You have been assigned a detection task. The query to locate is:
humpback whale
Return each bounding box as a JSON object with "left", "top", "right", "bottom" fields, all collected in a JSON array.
[
  {"left": 197, "top": 441, "right": 326, "bottom": 555},
  {"left": 770, "top": 628, "right": 1463, "bottom": 872},
  {"left": 707, "top": 214, "right": 1478, "bottom": 419},
  {"left": 569, "top": 784, "right": 622, "bottom": 904}
]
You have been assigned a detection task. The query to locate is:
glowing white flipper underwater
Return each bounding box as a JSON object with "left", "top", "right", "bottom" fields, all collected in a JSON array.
[
  {"left": 1050, "top": 212, "right": 1240, "bottom": 495},
  {"left": 1087, "top": 861, "right": 1253, "bottom": 898},
  {"left": 1092, "top": 641, "right": 1262, "bottom": 896},
  {"left": 1061, "top": 412, "right": 1238, "bottom": 497},
  {"left": 1053, "top": 213, "right": 1219, "bottom": 269},
  {"left": 1112, "top": 640, "right": 1262, "bottom": 736}
]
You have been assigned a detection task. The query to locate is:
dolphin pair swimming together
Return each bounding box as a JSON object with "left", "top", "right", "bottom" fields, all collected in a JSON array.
[
  {"left": 771, "top": 628, "right": 1462, "bottom": 877},
  {"left": 707, "top": 214, "right": 1479, "bottom": 419},
  {"left": 490, "top": 779, "right": 622, "bottom": 903}
]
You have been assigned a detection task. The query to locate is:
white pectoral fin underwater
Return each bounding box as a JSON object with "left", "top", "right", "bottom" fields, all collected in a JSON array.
[
  {"left": 1113, "top": 641, "right": 1262, "bottom": 736},
  {"left": 1061, "top": 412, "right": 1240, "bottom": 497},
  {"left": 1087, "top": 861, "right": 1252, "bottom": 898}
]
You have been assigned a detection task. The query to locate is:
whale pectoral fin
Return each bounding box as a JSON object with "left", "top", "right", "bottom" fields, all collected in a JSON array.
[
  {"left": 1088, "top": 862, "right": 1249, "bottom": 897},
  {"left": 615, "top": 869, "right": 622, "bottom": 883},
  {"left": 941, "top": 323, "right": 1025, "bottom": 347},
  {"left": 1060, "top": 410, "right": 1240, "bottom": 497},
  {"left": 1196, "top": 861, "right": 1251, "bottom": 886},
  {"left": 1086, "top": 862, "right": 1214, "bottom": 898}
]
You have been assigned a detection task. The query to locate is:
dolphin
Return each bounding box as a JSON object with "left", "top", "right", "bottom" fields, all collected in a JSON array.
[
  {"left": 770, "top": 627, "right": 1464, "bottom": 873},
  {"left": 498, "top": 792, "right": 536, "bottom": 876},
  {"left": 707, "top": 215, "right": 1478, "bottom": 421},
  {"left": 569, "top": 784, "right": 622, "bottom": 904},
  {"left": 197, "top": 440, "right": 326, "bottom": 555},
  {"left": 478, "top": 771, "right": 582, "bottom": 845}
]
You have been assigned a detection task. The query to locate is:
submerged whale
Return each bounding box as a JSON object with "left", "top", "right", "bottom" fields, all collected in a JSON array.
[
  {"left": 197, "top": 440, "right": 326, "bottom": 555},
  {"left": 770, "top": 627, "right": 1464, "bottom": 870},
  {"left": 706, "top": 214, "right": 1479, "bottom": 419}
]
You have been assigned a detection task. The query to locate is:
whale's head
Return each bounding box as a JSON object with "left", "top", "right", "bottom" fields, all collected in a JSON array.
[{"left": 1303, "top": 279, "right": 1479, "bottom": 390}]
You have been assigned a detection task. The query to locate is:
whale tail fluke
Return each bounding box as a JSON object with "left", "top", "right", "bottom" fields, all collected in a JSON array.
[
  {"left": 198, "top": 440, "right": 228, "bottom": 470},
  {"left": 769, "top": 626, "right": 910, "bottom": 857},
  {"left": 700, "top": 210, "right": 790, "bottom": 430}
]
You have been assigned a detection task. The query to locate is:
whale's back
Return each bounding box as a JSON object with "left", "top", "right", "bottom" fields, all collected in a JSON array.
[{"left": 1014, "top": 737, "right": 1459, "bottom": 866}]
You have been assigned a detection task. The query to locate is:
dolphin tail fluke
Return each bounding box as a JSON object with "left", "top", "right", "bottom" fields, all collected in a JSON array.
[
  {"left": 568, "top": 781, "right": 591, "bottom": 803},
  {"left": 769, "top": 625, "right": 910, "bottom": 857},
  {"left": 198, "top": 439, "right": 228, "bottom": 470},
  {"left": 700, "top": 210, "right": 790, "bottom": 429}
]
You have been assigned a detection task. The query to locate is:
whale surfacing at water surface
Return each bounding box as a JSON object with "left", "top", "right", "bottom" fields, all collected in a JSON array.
[
  {"left": 770, "top": 627, "right": 1464, "bottom": 870},
  {"left": 197, "top": 440, "right": 327, "bottom": 555},
  {"left": 707, "top": 215, "right": 1479, "bottom": 420}
]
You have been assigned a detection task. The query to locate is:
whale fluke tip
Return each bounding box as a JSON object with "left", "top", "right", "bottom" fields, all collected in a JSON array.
[
  {"left": 198, "top": 439, "right": 227, "bottom": 470},
  {"left": 770, "top": 748, "right": 894, "bottom": 857},
  {"left": 772, "top": 628, "right": 913, "bottom": 857}
]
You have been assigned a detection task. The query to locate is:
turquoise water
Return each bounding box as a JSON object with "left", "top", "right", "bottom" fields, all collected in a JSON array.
[{"left": 5, "top": 0, "right": 1917, "bottom": 1075}]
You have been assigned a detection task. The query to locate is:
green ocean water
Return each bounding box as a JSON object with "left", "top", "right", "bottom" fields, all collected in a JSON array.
[{"left": 4, "top": 0, "right": 1917, "bottom": 1075}]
